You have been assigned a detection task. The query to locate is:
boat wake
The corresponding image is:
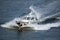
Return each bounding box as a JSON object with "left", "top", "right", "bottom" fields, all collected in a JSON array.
[{"left": 0, "top": 1, "right": 60, "bottom": 30}]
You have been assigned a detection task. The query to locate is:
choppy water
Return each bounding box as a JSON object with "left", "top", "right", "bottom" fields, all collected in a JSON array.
[
  {"left": 0, "top": 27, "right": 60, "bottom": 40},
  {"left": 0, "top": 0, "right": 60, "bottom": 40}
]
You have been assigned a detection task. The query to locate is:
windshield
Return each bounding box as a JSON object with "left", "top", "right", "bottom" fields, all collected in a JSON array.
[
  {"left": 23, "top": 16, "right": 37, "bottom": 20},
  {"left": 23, "top": 17, "right": 30, "bottom": 20}
]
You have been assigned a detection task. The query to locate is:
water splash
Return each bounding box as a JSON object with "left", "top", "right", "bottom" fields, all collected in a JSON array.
[
  {"left": 27, "top": 21, "right": 60, "bottom": 30},
  {"left": 0, "top": 18, "right": 20, "bottom": 29}
]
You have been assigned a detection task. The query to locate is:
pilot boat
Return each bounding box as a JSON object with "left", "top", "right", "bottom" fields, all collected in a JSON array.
[
  {"left": 16, "top": 13, "right": 39, "bottom": 31},
  {"left": 1, "top": 1, "right": 60, "bottom": 31}
]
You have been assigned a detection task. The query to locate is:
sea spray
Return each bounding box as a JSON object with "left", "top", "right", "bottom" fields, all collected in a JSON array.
[
  {"left": 0, "top": 18, "right": 21, "bottom": 29},
  {"left": 27, "top": 21, "right": 60, "bottom": 30}
]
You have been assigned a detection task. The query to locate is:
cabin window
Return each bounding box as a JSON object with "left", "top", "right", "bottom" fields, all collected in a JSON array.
[
  {"left": 31, "top": 17, "right": 34, "bottom": 20},
  {"left": 23, "top": 17, "right": 26, "bottom": 19},
  {"left": 27, "top": 17, "right": 30, "bottom": 20},
  {"left": 23, "top": 16, "right": 38, "bottom": 20}
]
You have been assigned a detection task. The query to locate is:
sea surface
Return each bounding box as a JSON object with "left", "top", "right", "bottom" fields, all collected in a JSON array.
[
  {"left": 0, "top": 0, "right": 60, "bottom": 40},
  {"left": 0, "top": 27, "right": 60, "bottom": 40}
]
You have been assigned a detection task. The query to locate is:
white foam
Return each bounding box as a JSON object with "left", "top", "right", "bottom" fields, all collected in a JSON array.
[
  {"left": 0, "top": 18, "right": 20, "bottom": 29},
  {"left": 26, "top": 21, "right": 60, "bottom": 30}
]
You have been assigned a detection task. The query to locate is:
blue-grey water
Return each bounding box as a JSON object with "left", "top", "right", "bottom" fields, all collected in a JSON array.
[
  {"left": 0, "top": 0, "right": 60, "bottom": 40},
  {"left": 0, "top": 27, "right": 60, "bottom": 40}
]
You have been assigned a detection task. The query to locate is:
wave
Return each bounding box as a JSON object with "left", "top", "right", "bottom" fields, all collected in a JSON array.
[
  {"left": 27, "top": 21, "right": 60, "bottom": 30},
  {"left": 0, "top": 1, "right": 60, "bottom": 30}
]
